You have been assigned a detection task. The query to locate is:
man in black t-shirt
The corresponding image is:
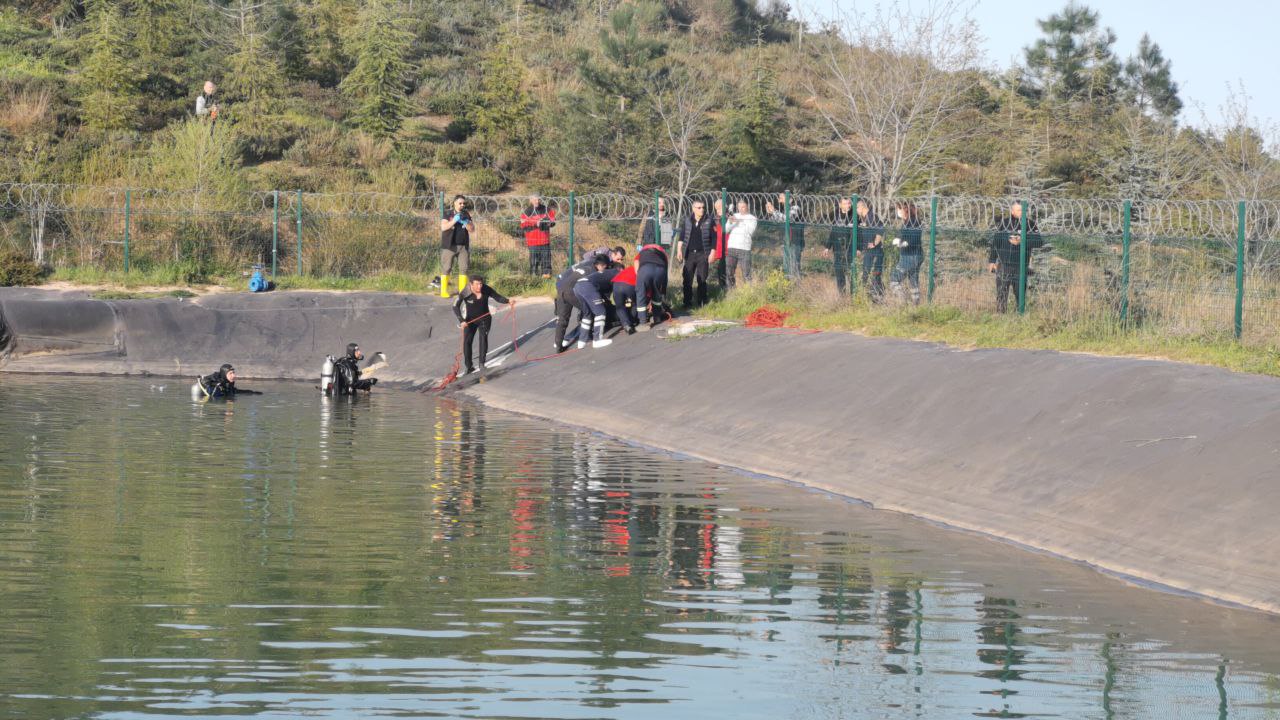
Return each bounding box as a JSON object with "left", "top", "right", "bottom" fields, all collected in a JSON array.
[
  {"left": 439, "top": 194, "right": 475, "bottom": 296},
  {"left": 453, "top": 276, "right": 512, "bottom": 375}
]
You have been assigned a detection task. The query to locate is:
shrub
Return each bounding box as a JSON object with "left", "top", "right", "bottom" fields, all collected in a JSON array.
[
  {"left": 465, "top": 167, "right": 504, "bottom": 194},
  {"left": 0, "top": 249, "right": 44, "bottom": 286},
  {"left": 426, "top": 90, "right": 469, "bottom": 116},
  {"left": 444, "top": 117, "right": 474, "bottom": 142},
  {"left": 435, "top": 143, "right": 475, "bottom": 170}
]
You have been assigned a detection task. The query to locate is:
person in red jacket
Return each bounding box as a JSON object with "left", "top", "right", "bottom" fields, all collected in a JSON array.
[
  {"left": 519, "top": 194, "right": 556, "bottom": 278},
  {"left": 611, "top": 258, "right": 640, "bottom": 334}
]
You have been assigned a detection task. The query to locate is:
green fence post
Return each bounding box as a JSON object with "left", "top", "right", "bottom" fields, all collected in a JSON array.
[
  {"left": 927, "top": 196, "right": 938, "bottom": 303},
  {"left": 1235, "top": 200, "right": 1246, "bottom": 340},
  {"left": 122, "top": 189, "right": 131, "bottom": 274},
  {"left": 653, "top": 190, "right": 661, "bottom": 250},
  {"left": 850, "top": 193, "right": 859, "bottom": 295},
  {"left": 436, "top": 191, "right": 445, "bottom": 277},
  {"left": 1120, "top": 199, "right": 1131, "bottom": 324},
  {"left": 1018, "top": 199, "right": 1028, "bottom": 315},
  {"left": 295, "top": 189, "right": 303, "bottom": 276},
  {"left": 271, "top": 190, "right": 279, "bottom": 278},
  {"left": 784, "top": 190, "right": 793, "bottom": 278},
  {"left": 568, "top": 190, "right": 576, "bottom": 266}
]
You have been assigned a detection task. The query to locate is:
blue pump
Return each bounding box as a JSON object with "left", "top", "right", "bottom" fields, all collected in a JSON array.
[{"left": 248, "top": 265, "right": 269, "bottom": 293}]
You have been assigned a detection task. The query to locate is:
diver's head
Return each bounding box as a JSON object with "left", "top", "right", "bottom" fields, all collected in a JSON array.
[
  {"left": 346, "top": 343, "right": 363, "bottom": 361},
  {"left": 594, "top": 256, "right": 610, "bottom": 271},
  {"left": 220, "top": 363, "right": 236, "bottom": 383}
]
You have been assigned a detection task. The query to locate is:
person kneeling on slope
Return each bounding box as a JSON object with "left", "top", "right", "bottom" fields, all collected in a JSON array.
[
  {"left": 573, "top": 256, "right": 620, "bottom": 349},
  {"left": 611, "top": 257, "right": 640, "bottom": 334},
  {"left": 334, "top": 343, "right": 379, "bottom": 394},
  {"left": 194, "top": 363, "right": 260, "bottom": 399},
  {"left": 454, "top": 275, "right": 512, "bottom": 375}
]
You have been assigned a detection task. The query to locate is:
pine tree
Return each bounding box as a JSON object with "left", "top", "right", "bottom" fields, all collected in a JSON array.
[
  {"left": 339, "top": 0, "right": 414, "bottom": 138},
  {"left": 473, "top": 35, "right": 534, "bottom": 154},
  {"left": 720, "top": 42, "right": 784, "bottom": 186},
  {"left": 127, "top": 0, "right": 182, "bottom": 62},
  {"left": 1022, "top": 2, "right": 1120, "bottom": 103},
  {"left": 79, "top": 2, "right": 142, "bottom": 133},
  {"left": 1123, "top": 34, "right": 1182, "bottom": 119},
  {"left": 225, "top": 12, "right": 286, "bottom": 158},
  {"left": 298, "top": 0, "right": 359, "bottom": 86}
]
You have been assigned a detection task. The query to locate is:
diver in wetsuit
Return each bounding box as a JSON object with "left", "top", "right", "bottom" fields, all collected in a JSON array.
[
  {"left": 195, "top": 363, "right": 261, "bottom": 398},
  {"left": 333, "top": 343, "right": 378, "bottom": 395}
]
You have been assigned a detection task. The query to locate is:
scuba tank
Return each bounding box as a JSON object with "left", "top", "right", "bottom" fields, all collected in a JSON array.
[
  {"left": 190, "top": 380, "right": 206, "bottom": 400},
  {"left": 321, "top": 355, "right": 336, "bottom": 395}
]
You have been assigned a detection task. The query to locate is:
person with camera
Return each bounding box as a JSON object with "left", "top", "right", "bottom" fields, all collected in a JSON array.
[
  {"left": 519, "top": 194, "right": 556, "bottom": 278},
  {"left": 439, "top": 194, "right": 475, "bottom": 296}
]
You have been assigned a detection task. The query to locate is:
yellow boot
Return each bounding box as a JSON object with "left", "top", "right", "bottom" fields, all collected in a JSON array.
[
  {"left": 439, "top": 275, "right": 450, "bottom": 297},
  {"left": 458, "top": 274, "right": 468, "bottom": 294}
]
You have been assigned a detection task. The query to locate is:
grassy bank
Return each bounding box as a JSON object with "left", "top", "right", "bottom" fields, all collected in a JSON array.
[{"left": 698, "top": 272, "right": 1280, "bottom": 377}]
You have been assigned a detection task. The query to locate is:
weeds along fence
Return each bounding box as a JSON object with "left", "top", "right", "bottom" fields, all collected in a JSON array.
[{"left": 2, "top": 181, "right": 1278, "bottom": 347}]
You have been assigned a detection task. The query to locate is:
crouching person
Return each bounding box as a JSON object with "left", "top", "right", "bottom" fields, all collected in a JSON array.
[
  {"left": 611, "top": 259, "right": 640, "bottom": 334},
  {"left": 573, "top": 256, "right": 619, "bottom": 349},
  {"left": 635, "top": 242, "right": 669, "bottom": 329}
]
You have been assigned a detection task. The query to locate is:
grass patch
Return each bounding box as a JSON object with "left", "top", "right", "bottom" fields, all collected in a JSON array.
[
  {"left": 90, "top": 289, "right": 196, "bottom": 300},
  {"left": 698, "top": 273, "right": 1280, "bottom": 377}
]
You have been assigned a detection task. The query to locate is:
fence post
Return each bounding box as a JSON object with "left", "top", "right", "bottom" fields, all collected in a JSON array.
[
  {"left": 850, "top": 194, "right": 859, "bottom": 296},
  {"left": 784, "top": 190, "right": 793, "bottom": 278},
  {"left": 1120, "top": 199, "right": 1131, "bottom": 323},
  {"left": 568, "top": 190, "right": 576, "bottom": 266},
  {"left": 122, "top": 189, "right": 131, "bottom": 274},
  {"left": 653, "top": 190, "right": 661, "bottom": 251},
  {"left": 1235, "top": 200, "right": 1246, "bottom": 340},
  {"left": 271, "top": 190, "right": 279, "bottom": 278},
  {"left": 927, "top": 196, "right": 938, "bottom": 303},
  {"left": 1018, "top": 200, "right": 1028, "bottom": 315},
  {"left": 295, "top": 189, "right": 303, "bottom": 276}
]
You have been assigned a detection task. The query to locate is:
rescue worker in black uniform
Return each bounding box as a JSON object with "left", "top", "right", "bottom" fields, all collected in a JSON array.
[
  {"left": 196, "top": 363, "right": 260, "bottom": 398},
  {"left": 573, "top": 256, "right": 620, "bottom": 349},
  {"left": 453, "top": 276, "right": 512, "bottom": 375},
  {"left": 635, "top": 242, "right": 669, "bottom": 328},
  {"left": 989, "top": 203, "right": 1045, "bottom": 313},
  {"left": 553, "top": 252, "right": 607, "bottom": 352},
  {"left": 333, "top": 343, "right": 378, "bottom": 394}
]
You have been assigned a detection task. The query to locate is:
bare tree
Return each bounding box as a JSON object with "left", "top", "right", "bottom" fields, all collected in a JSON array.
[
  {"left": 803, "top": 1, "right": 984, "bottom": 198},
  {"left": 648, "top": 65, "right": 726, "bottom": 213}
]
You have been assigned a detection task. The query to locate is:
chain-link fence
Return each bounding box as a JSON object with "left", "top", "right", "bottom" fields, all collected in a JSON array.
[{"left": 3, "top": 182, "right": 1278, "bottom": 346}]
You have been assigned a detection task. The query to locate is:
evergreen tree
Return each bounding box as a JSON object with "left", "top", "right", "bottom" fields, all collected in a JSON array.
[
  {"left": 1022, "top": 2, "right": 1119, "bottom": 103},
  {"left": 339, "top": 0, "right": 414, "bottom": 138},
  {"left": 79, "top": 2, "right": 142, "bottom": 133},
  {"left": 576, "top": 2, "right": 669, "bottom": 113},
  {"left": 473, "top": 35, "right": 534, "bottom": 157},
  {"left": 126, "top": 0, "right": 182, "bottom": 62},
  {"left": 298, "top": 0, "right": 358, "bottom": 86},
  {"left": 224, "top": 12, "right": 286, "bottom": 158},
  {"left": 720, "top": 43, "right": 784, "bottom": 186},
  {"left": 1123, "top": 34, "right": 1181, "bottom": 119}
]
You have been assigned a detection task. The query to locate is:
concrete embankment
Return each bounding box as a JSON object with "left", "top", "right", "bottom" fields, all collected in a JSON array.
[
  {"left": 0, "top": 288, "right": 550, "bottom": 383},
  {"left": 463, "top": 325, "right": 1280, "bottom": 614}
]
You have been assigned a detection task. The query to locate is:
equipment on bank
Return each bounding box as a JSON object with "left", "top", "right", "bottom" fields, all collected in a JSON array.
[{"left": 248, "top": 264, "right": 272, "bottom": 292}]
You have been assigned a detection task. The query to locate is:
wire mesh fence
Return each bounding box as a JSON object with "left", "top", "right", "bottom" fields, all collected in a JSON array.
[{"left": 2, "top": 182, "right": 1277, "bottom": 347}]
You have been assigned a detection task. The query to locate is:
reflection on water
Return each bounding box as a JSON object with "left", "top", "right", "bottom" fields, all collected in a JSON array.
[{"left": 1, "top": 377, "right": 1278, "bottom": 719}]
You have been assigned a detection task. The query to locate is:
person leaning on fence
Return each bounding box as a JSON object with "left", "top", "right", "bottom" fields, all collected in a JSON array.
[
  {"left": 989, "top": 202, "right": 1045, "bottom": 313},
  {"left": 724, "top": 200, "right": 757, "bottom": 289},
  {"left": 890, "top": 201, "right": 925, "bottom": 305},
  {"left": 676, "top": 200, "right": 719, "bottom": 309},
  {"left": 856, "top": 199, "right": 886, "bottom": 302},
  {"left": 824, "top": 197, "right": 856, "bottom": 294},
  {"left": 439, "top": 194, "right": 475, "bottom": 296},
  {"left": 519, "top": 195, "right": 556, "bottom": 279},
  {"left": 453, "top": 275, "right": 512, "bottom": 375},
  {"left": 640, "top": 197, "right": 675, "bottom": 247},
  {"left": 766, "top": 193, "right": 805, "bottom": 277}
]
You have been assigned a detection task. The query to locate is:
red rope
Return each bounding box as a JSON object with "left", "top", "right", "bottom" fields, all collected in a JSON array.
[{"left": 743, "top": 306, "right": 821, "bottom": 335}]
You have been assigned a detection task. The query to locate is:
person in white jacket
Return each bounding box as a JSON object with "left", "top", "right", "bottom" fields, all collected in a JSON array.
[{"left": 724, "top": 200, "right": 757, "bottom": 289}]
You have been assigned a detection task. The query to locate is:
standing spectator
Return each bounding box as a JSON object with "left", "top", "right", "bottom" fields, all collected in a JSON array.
[
  {"left": 856, "top": 199, "right": 886, "bottom": 302},
  {"left": 439, "top": 194, "right": 475, "bottom": 296},
  {"left": 989, "top": 202, "right": 1044, "bottom": 313},
  {"left": 823, "top": 197, "right": 856, "bottom": 294},
  {"left": 890, "top": 202, "right": 925, "bottom": 304},
  {"left": 713, "top": 198, "right": 729, "bottom": 288},
  {"left": 453, "top": 276, "right": 512, "bottom": 376},
  {"left": 724, "top": 200, "right": 757, "bottom": 289},
  {"left": 195, "top": 80, "right": 219, "bottom": 121},
  {"left": 640, "top": 197, "right": 675, "bottom": 248},
  {"left": 765, "top": 193, "right": 805, "bottom": 277},
  {"left": 676, "top": 200, "right": 719, "bottom": 309},
  {"left": 519, "top": 195, "right": 556, "bottom": 278}
]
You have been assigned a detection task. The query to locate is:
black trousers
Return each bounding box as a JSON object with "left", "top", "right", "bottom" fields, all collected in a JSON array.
[
  {"left": 861, "top": 248, "right": 884, "bottom": 302},
  {"left": 528, "top": 245, "right": 552, "bottom": 276},
  {"left": 995, "top": 269, "right": 1022, "bottom": 313},
  {"left": 636, "top": 263, "right": 667, "bottom": 323},
  {"left": 463, "top": 317, "right": 491, "bottom": 372},
  {"left": 682, "top": 249, "right": 710, "bottom": 308},
  {"left": 715, "top": 254, "right": 727, "bottom": 288},
  {"left": 612, "top": 283, "right": 638, "bottom": 328},
  {"left": 554, "top": 290, "right": 579, "bottom": 350}
]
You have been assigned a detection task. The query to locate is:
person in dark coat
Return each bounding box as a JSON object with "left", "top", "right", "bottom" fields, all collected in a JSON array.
[{"left": 989, "top": 202, "right": 1044, "bottom": 313}]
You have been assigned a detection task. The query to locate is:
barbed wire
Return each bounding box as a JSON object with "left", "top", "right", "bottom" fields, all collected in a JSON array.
[{"left": 3, "top": 181, "right": 1278, "bottom": 241}]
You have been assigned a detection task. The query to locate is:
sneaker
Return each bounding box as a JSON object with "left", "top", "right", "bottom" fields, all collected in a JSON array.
[
  {"left": 625, "top": 326, "right": 636, "bottom": 335},
  {"left": 463, "top": 367, "right": 476, "bottom": 375},
  {"left": 576, "top": 340, "right": 587, "bottom": 350},
  {"left": 593, "top": 338, "right": 613, "bottom": 349}
]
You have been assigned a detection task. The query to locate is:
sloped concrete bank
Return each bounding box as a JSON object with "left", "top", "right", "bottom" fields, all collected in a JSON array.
[
  {"left": 0, "top": 288, "right": 550, "bottom": 383},
  {"left": 463, "top": 326, "right": 1280, "bottom": 614}
]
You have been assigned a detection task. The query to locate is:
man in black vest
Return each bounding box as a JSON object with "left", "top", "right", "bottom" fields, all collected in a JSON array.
[
  {"left": 989, "top": 202, "right": 1044, "bottom": 313},
  {"left": 675, "top": 200, "right": 719, "bottom": 309}
]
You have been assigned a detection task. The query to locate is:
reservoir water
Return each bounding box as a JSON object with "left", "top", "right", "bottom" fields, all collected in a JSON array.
[{"left": 1, "top": 376, "right": 1278, "bottom": 719}]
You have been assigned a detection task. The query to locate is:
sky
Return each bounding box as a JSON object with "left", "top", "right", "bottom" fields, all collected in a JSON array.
[{"left": 792, "top": 0, "right": 1280, "bottom": 128}]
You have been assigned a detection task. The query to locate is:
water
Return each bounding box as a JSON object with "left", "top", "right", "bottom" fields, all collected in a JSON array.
[{"left": 1, "top": 377, "right": 1278, "bottom": 719}]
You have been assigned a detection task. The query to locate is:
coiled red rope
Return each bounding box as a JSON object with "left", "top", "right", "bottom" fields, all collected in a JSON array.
[{"left": 744, "top": 305, "right": 821, "bottom": 335}]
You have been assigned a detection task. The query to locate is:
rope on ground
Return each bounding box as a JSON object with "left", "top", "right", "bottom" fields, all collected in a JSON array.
[
  {"left": 743, "top": 306, "right": 821, "bottom": 335},
  {"left": 423, "top": 311, "right": 493, "bottom": 393}
]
